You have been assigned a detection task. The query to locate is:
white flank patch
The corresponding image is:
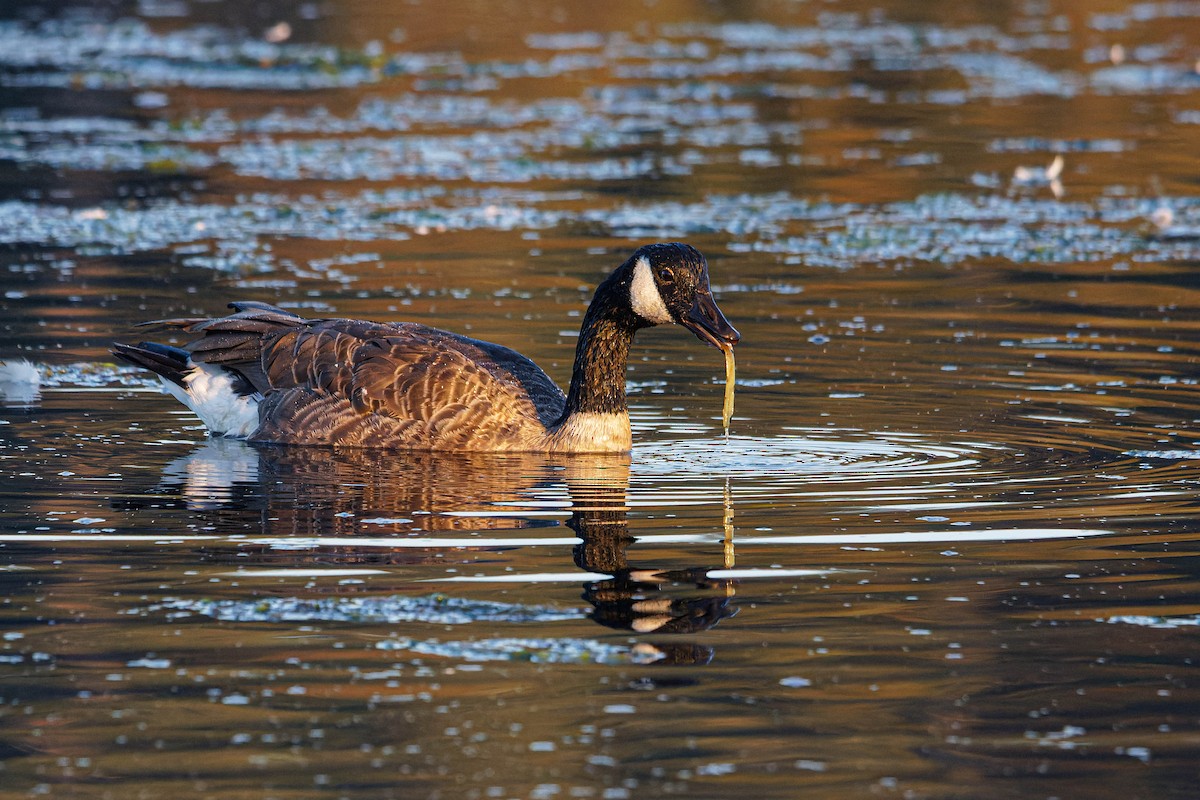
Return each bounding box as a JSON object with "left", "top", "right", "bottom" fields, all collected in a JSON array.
[
  {"left": 629, "top": 256, "right": 673, "bottom": 325},
  {"left": 173, "top": 363, "right": 260, "bottom": 437}
]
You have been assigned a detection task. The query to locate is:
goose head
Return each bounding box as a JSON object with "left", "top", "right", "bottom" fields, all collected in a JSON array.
[{"left": 625, "top": 242, "right": 741, "bottom": 349}]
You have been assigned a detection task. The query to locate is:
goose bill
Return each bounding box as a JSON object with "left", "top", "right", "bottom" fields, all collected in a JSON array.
[{"left": 682, "top": 292, "right": 740, "bottom": 349}]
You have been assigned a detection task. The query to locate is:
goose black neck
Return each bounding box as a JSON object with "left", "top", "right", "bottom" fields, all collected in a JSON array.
[{"left": 562, "top": 272, "right": 645, "bottom": 417}]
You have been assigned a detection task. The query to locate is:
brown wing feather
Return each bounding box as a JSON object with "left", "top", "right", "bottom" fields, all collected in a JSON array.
[
  {"left": 343, "top": 336, "right": 552, "bottom": 450},
  {"left": 251, "top": 388, "right": 423, "bottom": 448},
  {"left": 132, "top": 302, "right": 567, "bottom": 449},
  {"left": 134, "top": 303, "right": 310, "bottom": 395}
]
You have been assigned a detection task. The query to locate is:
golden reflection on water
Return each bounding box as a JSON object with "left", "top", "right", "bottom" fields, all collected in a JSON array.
[
  {"left": 2, "top": 407, "right": 1199, "bottom": 796},
  {"left": 2, "top": 0, "right": 1200, "bottom": 796}
]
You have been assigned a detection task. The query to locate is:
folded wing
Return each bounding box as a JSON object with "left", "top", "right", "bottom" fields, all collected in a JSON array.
[{"left": 142, "top": 302, "right": 567, "bottom": 449}]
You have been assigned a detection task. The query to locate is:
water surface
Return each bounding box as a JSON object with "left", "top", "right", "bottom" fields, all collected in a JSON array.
[{"left": 2, "top": 1, "right": 1200, "bottom": 797}]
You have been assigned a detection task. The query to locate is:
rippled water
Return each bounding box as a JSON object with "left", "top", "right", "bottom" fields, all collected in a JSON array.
[{"left": 3, "top": 1, "right": 1200, "bottom": 797}]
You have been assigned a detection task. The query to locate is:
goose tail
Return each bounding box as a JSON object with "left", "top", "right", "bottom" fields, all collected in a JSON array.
[
  {"left": 112, "top": 341, "right": 191, "bottom": 387},
  {"left": 112, "top": 341, "right": 260, "bottom": 438}
]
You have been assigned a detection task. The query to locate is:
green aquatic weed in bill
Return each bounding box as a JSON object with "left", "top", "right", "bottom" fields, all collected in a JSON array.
[{"left": 722, "top": 344, "right": 735, "bottom": 435}]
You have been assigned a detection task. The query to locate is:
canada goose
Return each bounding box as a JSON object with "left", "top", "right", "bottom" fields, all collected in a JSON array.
[{"left": 113, "top": 242, "right": 740, "bottom": 452}]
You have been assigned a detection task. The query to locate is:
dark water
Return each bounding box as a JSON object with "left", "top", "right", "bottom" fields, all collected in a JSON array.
[{"left": 2, "top": 1, "right": 1200, "bottom": 797}]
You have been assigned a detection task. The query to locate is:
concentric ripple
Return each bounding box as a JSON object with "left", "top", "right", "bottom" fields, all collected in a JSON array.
[
  {"left": 634, "top": 428, "right": 996, "bottom": 481},
  {"left": 631, "top": 427, "right": 1004, "bottom": 503},
  {"left": 624, "top": 423, "right": 1185, "bottom": 540}
]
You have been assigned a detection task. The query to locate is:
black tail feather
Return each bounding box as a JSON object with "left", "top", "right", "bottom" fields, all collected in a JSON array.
[{"left": 112, "top": 342, "right": 191, "bottom": 388}]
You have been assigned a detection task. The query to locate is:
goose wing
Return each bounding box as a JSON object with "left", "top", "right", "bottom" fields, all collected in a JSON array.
[
  {"left": 252, "top": 327, "right": 565, "bottom": 449},
  {"left": 136, "top": 302, "right": 313, "bottom": 395},
  {"left": 141, "top": 303, "right": 567, "bottom": 448}
]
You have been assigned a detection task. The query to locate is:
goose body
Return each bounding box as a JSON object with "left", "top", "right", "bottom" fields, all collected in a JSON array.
[{"left": 114, "top": 243, "right": 739, "bottom": 453}]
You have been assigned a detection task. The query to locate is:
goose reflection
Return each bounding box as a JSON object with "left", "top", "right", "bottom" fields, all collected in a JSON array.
[
  {"left": 148, "top": 439, "right": 738, "bottom": 657},
  {"left": 569, "top": 479, "right": 737, "bottom": 645},
  {"left": 152, "top": 437, "right": 583, "bottom": 531}
]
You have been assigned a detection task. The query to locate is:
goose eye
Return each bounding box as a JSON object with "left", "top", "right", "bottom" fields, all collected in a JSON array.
[{"left": 657, "top": 267, "right": 674, "bottom": 282}]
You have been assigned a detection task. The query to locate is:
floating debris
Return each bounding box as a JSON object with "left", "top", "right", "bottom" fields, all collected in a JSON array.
[
  {"left": 377, "top": 635, "right": 663, "bottom": 664},
  {"left": 263, "top": 21, "right": 292, "bottom": 44},
  {"left": 988, "top": 138, "right": 1130, "bottom": 154},
  {"left": 0, "top": 18, "right": 383, "bottom": 91},
  {"left": 1012, "top": 154, "right": 1065, "bottom": 198},
  {"left": 1, "top": 190, "right": 1197, "bottom": 270},
  {"left": 149, "top": 593, "right": 584, "bottom": 625},
  {"left": 1103, "top": 614, "right": 1200, "bottom": 629},
  {"left": 1124, "top": 449, "right": 1200, "bottom": 460},
  {"left": 37, "top": 362, "right": 155, "bottom": 389},
  {"left": 1144, "top": 206, "right": 1200, "bottom": 240},
  {"left": 1091, "top": 63, "right": 1200, "bottom": 94}
]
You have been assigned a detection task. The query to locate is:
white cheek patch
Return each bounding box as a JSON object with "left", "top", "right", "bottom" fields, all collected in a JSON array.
[{"left": 629, "top": 256, "right": 673, "bottom": 325}]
